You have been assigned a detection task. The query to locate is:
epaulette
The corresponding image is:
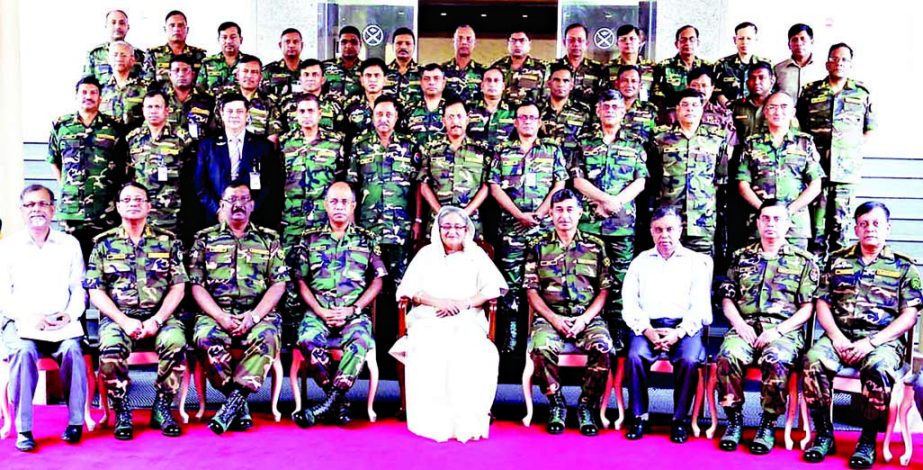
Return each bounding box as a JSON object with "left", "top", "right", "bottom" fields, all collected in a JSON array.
[
  {"left": 125, "top": 126, "right": 143, "bottom": 141},
  {"left": 892, "top": 250, "right": 918, "bottom": 264},
  {"left": 194, "top": 224, "right": 221, "bottom": 238},
  {"left": 299, "top": 226, "right": 324, "bottom": 238},
  {"left": 581, "top": 232, "right": 606, "bottom": 248},
  {"left": 788, "top": 244, "right": 816, "bottom": 261},
  {"left": 852, "top": 80, "right": 871, "bottom": 94},
  {"left": 150, "top": 226, "right": 177, "bottom": 239},
  {"left": 652, "top": 124, "right": 672, "bottom": 137},
  {"left": 279, "top": 128, "right": 301, "bottom": 144},
  {"left": 255, "top": 225, "right": 280, "bottom": 238},
  {"left": 92, "top": 227, "right": 120, "bottom": 243},
  {"left": 354, "top": 226, "right": 380, "bottom": 242}
]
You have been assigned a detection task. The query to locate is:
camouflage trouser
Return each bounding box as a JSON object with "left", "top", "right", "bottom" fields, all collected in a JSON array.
[
  {"left": 530, "top": 316, "right": 612, "bottom": 404},
  {"left": 599, "top": 235, "right": 633, "bottom": 355},
  {"left": 498, "top": 224, "right": 549, "bottom": 353},
  {"left": 193, "top": 313, "right": 281, "bottom": 394},
  {"left": 297, "top": 312, "right": 375, "bottom": 391},
  {"left": 716, "top": 327, "right": 803, "bottom": 415},
  {"left": 98, "top": 316, "right": 186, "bottom": 400},
  {"left": 811, "top": 181, "right": 854, "bottom": 259},
  {"left": 681, "top": 234, "right": 714, "bottom": 257},
  {"left": 803, "top": 334, "right": 904, "bottom": 422}
]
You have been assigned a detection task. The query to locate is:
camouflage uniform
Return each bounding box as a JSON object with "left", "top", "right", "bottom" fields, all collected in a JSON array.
[
  {"left": 279, "top": 94, "right": 344, "bottom": 136},
  {"left": 196, "top": 53, "right": 258, "bottom": 93},
  {"left": 539, "top": 99, "right": 591, "bottom": 166},
  {"left": 385, "top": 60, "right": 421, "bottom": 106},
  {"left": 401, "top": 97, "right": 446, "bottom": 148},
  {"left": 287, "top": 224, "right": 387, "bottom": 391},
  {"left": 441, "top": 58, "right": 485, "bottom": 104},
  {"left": 126, "top": 123, "right": 195, "bottom": 236},
  {"left": 340, "top": 95, "right": 376, "bottom": 144},
  {"left": 261, "top": 59, "right": 305, "bottom": 97},
  {"left": 188, "top": 222, "right": 289, "bottom": 394},
  {"left": 606, "top": 58, "right": 655, "bottom": 102},
  {"left": 803, "top": 244, "right": 922, "bottom": 422},
  {"left": 490, "top": 56, "right": 547, "bottom": 107},
  {"left": 797, "top": 79, "right": 875, "bottom": 257},
  {"left": 717, "top": 242, "right": 820, "bottom": 415},
  {"left": 144, "top": 44, "right": 207, "bottom": 82},
  {"left": 84, "top": 41, "right": 149, "bottom": 84},
  {"left": 737, "top": 130, "right": 825, "bottom": 248},
  {"left": 48, "top": 112, "right": 126, "bottom": 256},
  {"left": 651, "top": 55, "right": 713, "bottom": 111},
  {"left": 553, "top": 57, "right": 605, "bottom": 105},
  {"left": 622, "top": 99, "right": 659, "bottom": 145},
  {"left": 489, "top": 138, "right": 569, "bottom": 351},
  {"left": 525, "top": 230, "right": 613, "bottom": 403},
  {"left": 212, "top": 87, "right": 283, "bottom": 138},
  {"left": 417, "top": 135, "right": 491, "bottom": 233},
  {"left": 99, "top": 74, "right": 148, "bottom": 129},
  {"left": 84, "top": 225, "right": 188, "bottom": 400},
  {"left": 714, "top": 54, "right": 771, "bottom": 103},
  {"left": 729, "top": 97, "right": 767, "bottom": 145},
  {"left": 322, "top": 58, "right": 362, "bottom": 101},
  {"left": 467, "top": 99, "right": 516, "bottom": 153},
  {"left": 572, "top": 126, "right": 648, "bottom": 348},
  {"left": 163, "top": 86, "right": 215, "bottom": 140},
  {"left": 652, "top": 122, "right": 730, "bottom": 255}
]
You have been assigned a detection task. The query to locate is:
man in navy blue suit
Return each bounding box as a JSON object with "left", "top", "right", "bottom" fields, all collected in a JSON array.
[{"left": 195, "top": 92, "right": 281, "bottom": 230}]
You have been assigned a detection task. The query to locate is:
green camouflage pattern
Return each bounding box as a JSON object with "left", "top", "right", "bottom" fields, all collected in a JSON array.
[
  {"left": 466, "top": 99, "right": 516, "bottom": 152},
  {"left": 322, "top": 58, "right": 362, "bottom": 101},
  {"left": 297, "top": 313, "right": 374, "bottom": 391},
  {"left": 341, "top": 94, "right": 376, "bottom": 142},
  {"left": 144, "top": 43, "right": 207, "bottom": 82},
  {"left": 605, "top": 57, "right": 655, "bottom": 102},
  {"left": 714, "top": 53, "right": 771, "bottom": 102},
  {"left": 417, "top": 135, "right": 491, "bottom": 231},
  {"left": 622, "top": 99, "right": 659, "bottom": 144},
  {"left": 812, "top": 182, "right": 855, "bottom": 256},
  {"left": 84, "top": 41, "right": 149, "bottom": 84},
  {"left": 490, "top": 55, "right": 547, "bottom": 106},
  {"left": 196, "top": 53, "right": 257, "bottom": 93},
  {"left": 651, "top": 55, "right": 713, "bottom": 109},
  {"left": 717, "top": 328, "right": 803, "bottom": 415},
  {"left": 279, "top": 94, "right": 344, "bottom": 135},
  {"left": 163, "top": 86, "right": 215, "bottom": 139},
  {"left": 401, "top": 97, "right": 446, "bottom": 148},
  {"left": 524, "top": 229, "right": 613, "bottom": 316},
  {"left": 213, "top": 86, "right": 283, "bottom": 137},
  {"left": 84, "top": 225, "right": 188, "bottom": 314},
  {"left": 385, "top": 60, "right": 422, "bottom": 105},
  {"left": 489, "top": 138, "right": 569, "bottom": 228},
  {"left": 47, "top": 112, "right": 126, "bottom": 226},
  {"left": 346, "top": 132, "right": 420, "bottom": 246},
  {"left": 99, "top": 74, "right": 148, "bottom": 128},
  {"left": 539, "top": 99, "right": 591, "bottom": 165},
  {"left": 193, "top": 312, "right": 281, "bottom": 393},
  {"left": 261, "top": 59, "right": 304, "bottom": 97},
  {"left": 98, "top": 316, "right": 186, "bottom": 400},
  {"left": 530, "top": 315, "right": 612, "bottom": 403},
  {"left": 441, "top": 58, "right": 485, "bottom": 104},
  {"left": 126, "top": 123, "right": 195, "bottom": 234},
  {"left": 729, "top": 97, "right": 766, "bottom": 144},
  {"left": 552, "top": 57, "right": 605, "bottom": 105}
]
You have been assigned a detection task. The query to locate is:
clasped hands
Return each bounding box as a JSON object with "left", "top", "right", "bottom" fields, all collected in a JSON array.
[
  {"left": 551, "top": 314, "right": 591, "bottom": 339},
  {"left": 644, "top": 327, "right": 683, "bottom": 351}
]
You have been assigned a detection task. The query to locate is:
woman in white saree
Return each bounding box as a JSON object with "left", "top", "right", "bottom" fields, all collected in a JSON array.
[{"left": 392, "top": 206, "right": 508, "bottom": 443}]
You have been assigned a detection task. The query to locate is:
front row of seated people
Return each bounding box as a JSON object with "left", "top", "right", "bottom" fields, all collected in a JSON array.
[{"left": 1, "top": 183, "right": 920, "bottom": 470}]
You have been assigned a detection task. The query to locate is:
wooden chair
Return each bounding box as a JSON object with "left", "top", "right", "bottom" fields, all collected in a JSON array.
[
  {"left": 601, "top": 327, "right": 713, "bottom": 434},
  {"left": 187, "top": 349, "right": 283, "bottom": 422},
  {"left": 1, "top": 354, "right": 98, "bottom": 438},
  {"left": 97, "top": 351, "right": 192, "bottom": 426}
]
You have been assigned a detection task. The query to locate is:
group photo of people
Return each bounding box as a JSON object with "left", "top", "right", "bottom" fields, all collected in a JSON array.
[{"left": 0, "top": 4, "right": 921, "bottom": 469}]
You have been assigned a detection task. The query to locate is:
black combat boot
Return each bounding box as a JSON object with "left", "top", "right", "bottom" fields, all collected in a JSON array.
[
  {"left": 849, "top": 426, "right": 877, "bottom": 469},
  {"left": 231, "top": 401, "right": 253, "bottom": 431},
  {"left": 804, "top": 409, "right": 837, "bottom": 463},
  {"left": 576, "top": 402, "right": 599, "bottom": 436},
  {"left": 296, "top": 388, "right": 345, "bottom": 428},
  {"left": 209, "top": 389, "right": 249, "bottom": 435},
  {"left": 331, "top": 394, "right": 351, "bottom": 425},
  {"left": 750, "top": 412, "right": 779, "bottom": 454},
  {"left": 150, "top": 392, "right": 181, "bottom": 437},
  {"left": 719, "top": 407, "right": 744, "bottom": 451},
  {"left": 112, "top": 395, "right": 134, "bottom": 440},
  {"left": 546, "top": 390, "right": 567, "bottom": 435}
]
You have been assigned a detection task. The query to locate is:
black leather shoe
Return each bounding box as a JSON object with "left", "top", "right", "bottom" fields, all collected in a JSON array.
[
  {"left": 16, "top": 432, "right": 36, "bottom": 452},
  {"left": 292, "top": 410, "right": 315, "bottom": 429},
  {"left": 230, "top": 401, "right": 253, "bottom": 431},
  {"left": 61, "top": 425, "right": 83, "bottom": 444},
  {"left": 848, "top": 430, "right": 877, "bottom": 469},
  {"left": 577, "top": 403, "right": 599, "bottom": 436},
  {"left": 625, "top": 420, "right": 645, "bottom": 440},
  {"left": 670, "top": 421, "right": 689, "bottom": 443}
]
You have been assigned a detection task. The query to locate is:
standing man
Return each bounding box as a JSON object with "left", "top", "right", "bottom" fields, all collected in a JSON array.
[
  {"left": 197, "top": 22, "right": 257, "bottom": 93},
  {"left": 729, "top": 62, "right": 776, "bottom": 144},
  {"left": 491, "top": 31, "right": 547, "bottom": 107},
  {"left": 554, "top": 23, "right": 605, "bottom": 105},
  {"left": 189, "top": 184, "right": 288, "bottom": 435},
  {"left": 652, "top": 25, "right": 712, "bottom": 115},
  {"left": 163, "top": 54, "right": 216, "bottom": 140},
  {"left": 714, "top": 22, "right": 769, "bottom": 106},
  {"left": 442, "top": 25, "right": 484, "bottom": 105},
  {"left": 716, "top": 200, "right": 818, "bottom": 454},
  {"left": 288, "top": 182, "right": 386, "bottom": 428},
  {"left": 342, "top": 59, "right": 389, "bottom": 145},
  {"left": 737, "top": 92, "right": 823, "bottom": 249},
  {"left": 526, "top": 189, "right": 613, "bottom": 437},
  {"left": 386, "top": 27, "right": 421, "bottom": 106},
  {"left": 323, "top": 26, "right": 364, "bottom": 100},
  {"left": 214, "top": 56, "right": 283, "bottom": 145},
  {"left": 144, "top": 10, "right": 207, "bottom": 82},
  {"left": 802, "top": 202, "right": 921, "bottom": 468},
  {"left": 48, "top": 76, "right": 126, "bottom": 258},
  {"left": 467, "top": 67, "right": 516, "bottom": 153},
  {"left": 616, "top": 65, "right": 659, "bottom": 145},
  {"left": 402, "top": 63, "right": 447, "bottom": 148},
  {"left": 86, "top": 182, "right": 188, "bottom": 440},
  {"left": 84, "top": 9, "right": 147, "bottom": 84},
  {"left": 262, "top": 28, "right": 305, "bottom": 98},
  {"left": 539, "top": 63, "right": 591, "bottom": 165},
  {"left": 798, "top": 43, "right": 875, "bottom": 258},
  {"left": 489, "top": 102, "right": 568, "bottom": 352},
  {"left": 774, "top": 24, "right": 825, "bottom": 100},
  {"left": 0, "top": 185, "right": 87, "bottom": 451},
  {"left": 279, "top": 59, "right": 344, "bottom": 134},
  {"left": 622, "top": 207, "right": 711, "bottom": 443},
  {"left": 606, "top": 25, "right": 655, "bottom": 103},
  {"left": 99, "top": 41, "right": 148, "bottom": 129}
]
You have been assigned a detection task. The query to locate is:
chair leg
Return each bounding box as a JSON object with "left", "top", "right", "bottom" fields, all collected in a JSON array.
[
  {"left": 271, "top": 353, "right": 283, "bottom": 422},
  {"left": 289, "top": 349, "right": 304, "bottom": 416},
  {"left": 705, "top": 363, "right": 718, "bottom": 438},
  {"left": 691, "top": 366, "right": 705, "bottom": 437},
  {"left": 177, "top": 358, "right": 191, "bottom": 424},
  {"left": 784, "top": 372, "right": 799, "bottom": 450},
  {"left": 194, "top": 357, "right": 207, "bottom": 420},
  {"left": 899, "top": 385, "right": 915, "bottom": 466},
  {"left": 599, "top": 366, "right": 613, "bottom": 429},
  {"left": 366, "top": 348, "right": 379, "bottom": 423},
  {"left": 614, "top": 357, "right": 626, "bottom": 431},
  {"left": 97, "top": 369, "right": 110, "bottom": 428},
  {"left": 83, "top": 355, "right": 97, "bottom": 431},
  {"left": 521, "top": 356, "right": 535, "bottom": 427},
  {"left": 883, "top": 383, "right": 903, "bottom": 463},
  {"left": 0, "top": 362, "right": 10, "bottom": 439},
  {"left": 799, "top": 392, "right": 811, "bottom": 450}
]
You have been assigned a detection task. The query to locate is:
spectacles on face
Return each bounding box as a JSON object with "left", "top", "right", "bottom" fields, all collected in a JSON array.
[
  {"left": 517, "top": 115, "right": 540, "bottom": 122},
  {"left": 22, "top": 201, "right": 54, "bottom": 209},
  {"left": 222, "top": 196, "right": 252, "bottom": 205},
  {"left": 439, "top": 224, "right": 467, "bottom": 232},
  {"left": 119, "top": 197, "right": 148, "bottom": 204}
]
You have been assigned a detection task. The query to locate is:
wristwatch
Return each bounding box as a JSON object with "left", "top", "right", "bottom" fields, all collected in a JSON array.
[
  {"left": 250, "top": 311, "right": 261, "bottom": 324},
  {"left": 152, "top": 317, "right": 164, "bottom": 329}
]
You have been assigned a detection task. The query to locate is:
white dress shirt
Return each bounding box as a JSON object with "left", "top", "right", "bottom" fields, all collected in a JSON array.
[
  {"left": 226, "top": 129, "right": 246, "bottom": 180},
  {"left": 0, "top": 229, "right": 86, "bottom": 341},
  {"left": 621, "top": 246, "right": 713, "bottom": 337},
  {"left": 774, "top": 55, "right": 826, "bottom": 99}
]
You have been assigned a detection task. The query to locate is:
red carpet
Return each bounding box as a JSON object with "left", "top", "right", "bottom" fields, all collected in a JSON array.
[{"left": 2, "top": 406, "right": 920, "bottom": 469}]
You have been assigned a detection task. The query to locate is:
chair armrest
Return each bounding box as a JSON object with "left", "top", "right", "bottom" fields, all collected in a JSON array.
[
  {"left": 487, "top": 299, "right": 497, "bottom": 343},
  {"left": 398, "top": 297, "right": 411, "bottom": 337}
]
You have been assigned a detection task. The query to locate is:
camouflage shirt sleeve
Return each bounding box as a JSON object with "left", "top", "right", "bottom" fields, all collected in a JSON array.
[
  {"left": 815, "top": 256, "right": 835, "bottom": 303},
  {"left": 899, "top": 263, "right": 923, "bottom": 311},
  {"left": 718, "top": 251, "right": 740, "bottom": 300},
  {"left": 83, "top": 240, "right": 105, "bottom": 290},
  {"left": 523, "top": 242, "right": 540, "bottom": 291},
  {"left": 804, "top": 138, "right": 825, "bottom": 182},
  {"left": 186, "top": 233, "right": 207, "bottom": 285},
  {"left": 286, "top": 240, "right": 308, "bottom": 281},
  {"left": 796, "top": 255, "right": 820, "bottom": 306},
  {"left": 267, "top": 236, "right": 291, "bottom": 285},
  {"left": 416, "top": 145, "right": 432, "bottom": 183},
  {"left": 552, "top": 146, "right": 569, "bottom": 182},
  {"left": 736, "top": 143, "right": 754, "bottom": 183},
  {"left": 864, "top": 93, "right": 876, "bottom": 133},
  {"left": 488, "top": 149, "right": 502, "bottom": 186},
  {"left": 169, "top": 238, "right": 189, "bottom": 285},
  {"left": 597, "top": 245, "right": 613, "bottom": 292},
  {"left": 367, "top": 240, "right": 388, "bottom": 280},
  {"left": 569, "top": 145, "right": 586, "bottom": 179}
]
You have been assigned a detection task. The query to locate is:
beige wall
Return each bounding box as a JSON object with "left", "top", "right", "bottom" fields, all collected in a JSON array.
[
  {"left": 418, "top": 37, "right": 557, "bottom": 65},
  {"left": 1, "top": 0, "right": 24, "bottom": 235}
]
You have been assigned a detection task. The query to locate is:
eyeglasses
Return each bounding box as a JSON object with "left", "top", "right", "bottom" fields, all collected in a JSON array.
[
  {"left": 118, "top": 197, "right": 148, "bottom": 204},
  {"left": 222, "top": 197, "right": 252, "bottom": 205},
  {"left": 517, "top": 115, "right": 540, "bottom": 122},
  {"left": 439, "top": 224, "right": 467, "bottom": 232},
  {"left": 22, "top": 201, "right": 54, "bottom": 209}
]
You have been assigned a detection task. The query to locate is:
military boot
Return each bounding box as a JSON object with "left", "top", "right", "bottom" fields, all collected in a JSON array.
[
  {"left": 231, "top": 401, "right": 253, "bottom": 431},
  {"left": 576, "top": 402, "right": 599, "bottom": 436},
  {"left": 546, "top": 390, "right": 567, "bottom": 435},
  {"left": 804, "top": 409, "right": 836, "bottom": 463},
  {"left": 719, "top": 407, "right": 744, "bottom": 451},
  {"left": 112, "top": 395, "right": 134, "bottom": 440},
  {"left": 298, "top": 388, "right": 345, "bottom": 428},
  {"left": 150, "top": 392, "right": 181, "bottom": 437},
  {"left": 849, "top": 426, "right": 877, "bottom": 469},
  {"left": 750, "top": 412, "right": 779, "bottom": 454},
  {"left": 208, "top": 389, "right": 248, "bottom": 435},
  {"left": 331, "top": 394, "right": 351, "bottom": 425}
]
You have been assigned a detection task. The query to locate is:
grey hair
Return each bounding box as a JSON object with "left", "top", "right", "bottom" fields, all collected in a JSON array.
[
  {"left": 436, "top": 206, "right": 470, "bottom": 226},
  {"left": 109, "top": 40, "right": 134, "bottom": 55}
]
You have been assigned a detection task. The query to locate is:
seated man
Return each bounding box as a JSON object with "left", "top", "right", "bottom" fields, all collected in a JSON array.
[
  {"left": 525, "top": 189, "right": 612, "bottom": 437},
  {"left": 288, "top": 182, "right": 386, "bottom": 428},
  {"left": 802, "top": 201, "right": 922, "bottom": 468},
  {"left": 0, "top": 185, "right": 88, "bottom": 451},
  {"left": 86, "top": 182, "right": 188, "bottom": 440},
  {"left": 716, "top": 200, "right": 819, "bottom": 454},
  {"left": 189, "top": 183, "right": 288, "bottom": 435},
  {"left": 622, "top": 206, "right": 712, "bottom": 443}
]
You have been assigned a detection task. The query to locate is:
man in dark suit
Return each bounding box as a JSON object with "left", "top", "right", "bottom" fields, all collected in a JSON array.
[{"left": 195, "top": 92, "right": 281, "bottom": 230}]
